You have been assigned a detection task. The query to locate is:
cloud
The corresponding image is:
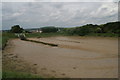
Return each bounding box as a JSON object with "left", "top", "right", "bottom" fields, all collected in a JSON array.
[
  {"left": 1, "top": 0, "right": 120, "bottom": 2},
  {"left": 1, "top": 0, "right": 35, "bottom": 2},
  {"left": 35, "top": 0, "right": 119, "bottom": 2},
  {"left": 2, "top": 2, "right": 118, "bottom": 30}
]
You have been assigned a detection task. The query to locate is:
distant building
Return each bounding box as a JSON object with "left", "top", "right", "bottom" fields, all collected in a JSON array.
[
  {"left": 57, "top": 28, "right": 61, "bottom": 32},
  {"left": 39, "top": 30, "right": 42, "bottom": 33},
  {"left": 36, "top": 29, "right": 42, "bottom": 33},
  {"left": 27, "top": 29, "right": 42, "bottom": 33}
]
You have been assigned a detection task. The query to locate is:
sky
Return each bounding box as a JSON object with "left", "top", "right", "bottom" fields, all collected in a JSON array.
[
  {"left": 1, "top": 0, "right": 119, "bottom": 30},
  {"left": 1, "top": 0, "right": 120, "bottom": 2}
]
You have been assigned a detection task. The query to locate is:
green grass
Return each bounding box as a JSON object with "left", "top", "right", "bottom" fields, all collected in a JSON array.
[
  {"left": 0, "top": 36, "right": 2, "bottom": 50},
  {"left": 25, "top": 32, "right": 68, "bottom": 38},
  {"left": 3, "top": 71, "right": 40, "bottom": 78},
  {"left": 2, "top": 32, "right": 17, "bottom": 49}
]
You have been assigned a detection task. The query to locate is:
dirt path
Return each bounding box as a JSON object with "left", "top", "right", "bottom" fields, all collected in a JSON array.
[{"left": 4, "top": 37, "right": 118, "bottom": 78}]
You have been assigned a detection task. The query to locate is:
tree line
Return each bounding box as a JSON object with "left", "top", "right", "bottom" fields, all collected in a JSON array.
[
  {"left": 62, "top": 21, "right": 120, "bottom": 36},
  {"left": 10, "top": 21, "right": 120, "bottom": 37}
]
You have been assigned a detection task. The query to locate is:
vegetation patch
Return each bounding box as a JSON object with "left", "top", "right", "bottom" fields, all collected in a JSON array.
[
  {"left": 25, "top": 32, "right": 67, "bottom": 38},
  {"left": 2, "top": 32, "right": 17, "bottom": 50},
  {"left": 63, "top": 22, "right": 119, "bottom": 37},
  {"left": 3, "top": 71, "right": 40, "bottom": 78}
]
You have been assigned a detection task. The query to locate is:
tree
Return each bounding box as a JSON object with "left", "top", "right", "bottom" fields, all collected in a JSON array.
[{"left": 10, "top": 25, "right": 23, "bottom": 33}]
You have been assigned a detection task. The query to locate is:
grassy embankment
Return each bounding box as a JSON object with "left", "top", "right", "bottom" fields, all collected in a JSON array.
[
  {"left": 0, "top": 39, "right": 1, "bottom": 48},
  {"left": 3, "top": 71, "right": 40, "bottom": 78},
  {"left": 2, "top": 32, "right": 17, "bottom": 49}
]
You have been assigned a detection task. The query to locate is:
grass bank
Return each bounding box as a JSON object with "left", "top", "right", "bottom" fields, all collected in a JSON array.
[
  {"left": 3, "top": 71, "right": 40, "bottom": 78},
  {"left": 2, "top": 32, "right": 17, "bottom": 49},
  {"left": 0, "top": 33, "right": 2, "bottom": 50}
]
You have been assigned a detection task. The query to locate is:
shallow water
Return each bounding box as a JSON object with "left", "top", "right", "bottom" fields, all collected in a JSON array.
[{"left": 4, "top": 37, "right": 118, "bottom": 78}]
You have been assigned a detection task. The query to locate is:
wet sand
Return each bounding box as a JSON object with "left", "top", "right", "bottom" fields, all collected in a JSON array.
[{"left": 4, "top": 36, "right": 118, "bottom": 78}]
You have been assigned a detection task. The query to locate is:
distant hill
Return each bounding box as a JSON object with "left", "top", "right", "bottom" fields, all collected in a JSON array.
[
  {"left": 100, "top": 21, "right": 119, "bottom": 33},
  {"left": 63, "top": 21, "right": 120, "bottom": 36}
]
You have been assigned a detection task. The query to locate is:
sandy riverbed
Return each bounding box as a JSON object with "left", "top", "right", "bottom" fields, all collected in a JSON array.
[{"left": 3, "top": 36, "right": 118, "bottom": 78}]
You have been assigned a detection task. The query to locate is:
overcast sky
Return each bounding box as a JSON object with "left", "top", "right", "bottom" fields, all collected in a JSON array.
[
  {"left": 2, "top": 0, "right": 119, "bottom": 30},
  {"left": 1, "top": 0, "right": 120, "bottom": 2}
]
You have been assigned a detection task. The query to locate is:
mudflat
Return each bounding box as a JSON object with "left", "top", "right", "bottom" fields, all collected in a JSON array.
[{"left": 4, "top": 36, "right": 118, "bottom": 78}]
